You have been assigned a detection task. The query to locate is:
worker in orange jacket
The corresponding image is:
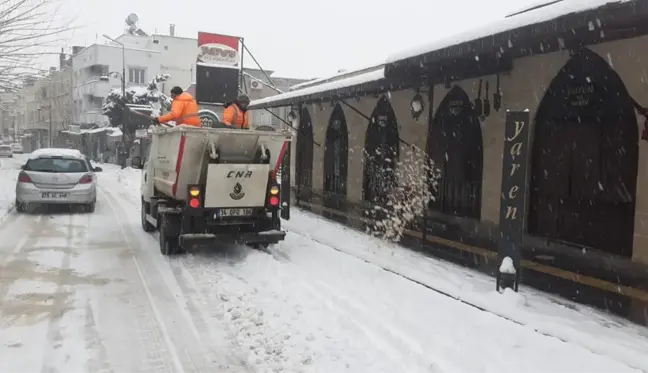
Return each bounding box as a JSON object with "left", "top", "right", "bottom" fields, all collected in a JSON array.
[
  {"left": 222, "top": 94, "right": 250, "bottom": 129},
  {"left": 154, "top": 86, "right": 201, "bottom": 127}
]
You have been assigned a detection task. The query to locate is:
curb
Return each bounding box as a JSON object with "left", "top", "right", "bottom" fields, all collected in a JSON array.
[{"left": 0, "top": 203, "right": 15, "bottom": 225}]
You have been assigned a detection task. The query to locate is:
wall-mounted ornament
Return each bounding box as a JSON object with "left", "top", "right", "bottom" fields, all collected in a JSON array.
[
  {"left": 377, "top": 115, "right": 388, "bottom": 128},
  {"left": 474, "top": 80, "right": 484, "bottom": 118},
  {"left": 410, "top": 93, "right": 425, "bottom": 120},
  {"left": 286, "top": 110, "right": 297, "bottom": 122},
  {"left": 483, "top": 81, "right": 491, "bottom": 118},
  {"left": 493, "top": 73, "right": 502, "bottom": 111}
]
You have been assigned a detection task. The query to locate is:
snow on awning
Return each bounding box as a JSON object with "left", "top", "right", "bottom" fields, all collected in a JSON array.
[
  {"left": 385, "top": 0, "right": 632, "bottom": 66},
  {"left": 109, "top": 128, "right": 123, "bottom": 137},
  {"left": 249, "top": 67, "right": 386, "bottom": 110}
]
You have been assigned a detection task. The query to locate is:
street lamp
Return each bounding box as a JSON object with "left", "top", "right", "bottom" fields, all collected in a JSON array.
[{"left": 102, "top": 34, "right": 126, "bottom": 97}]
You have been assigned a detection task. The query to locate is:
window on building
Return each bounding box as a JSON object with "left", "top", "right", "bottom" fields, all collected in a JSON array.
[{"left": 128, "top": 68, "right": 146, "bottom": 84}]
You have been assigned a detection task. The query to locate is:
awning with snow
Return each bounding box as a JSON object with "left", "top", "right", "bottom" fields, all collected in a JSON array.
[
  {"left": 249, "top": 67, "right": 398, "bottom": 110},
  {"left": 384, "top": 0, "right": 645, "bottom": 80}
]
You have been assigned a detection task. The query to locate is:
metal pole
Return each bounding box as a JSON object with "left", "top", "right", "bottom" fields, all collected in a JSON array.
[
  {"left": 48, "top": 103, "right": 52, "bottom": 147},
  {"left": 121, "top": 44, "right": 126, "bottom": 96},
  {"left": 239, "top": 37, "right": 244, "bottom": 91}
]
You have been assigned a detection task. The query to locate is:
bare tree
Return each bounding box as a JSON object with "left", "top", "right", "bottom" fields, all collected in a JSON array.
[{"left": 0, "top": 0, "right": 72, "bottom": 91}]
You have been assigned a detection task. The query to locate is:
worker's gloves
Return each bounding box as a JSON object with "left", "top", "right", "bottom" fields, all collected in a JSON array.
[{"left": 151, "top": 117, "right": 160, "bottom": 125}]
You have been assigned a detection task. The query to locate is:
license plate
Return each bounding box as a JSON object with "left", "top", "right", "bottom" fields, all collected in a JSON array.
[
  {"left": 42, "top": 192, "right": 69, "bottom": 198},
  {"left": 218, "top": 208, "right": 253, "bottom": 217}
]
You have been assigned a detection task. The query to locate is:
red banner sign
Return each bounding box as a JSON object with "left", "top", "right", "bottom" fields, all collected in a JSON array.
[{"left": 197, "top": 32, "right": 240, "bottom": 68}]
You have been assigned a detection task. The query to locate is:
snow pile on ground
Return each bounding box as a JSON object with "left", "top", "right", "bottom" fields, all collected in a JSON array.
[
  {"left": 114, "top": 167, "right": 141, "bottom": 196},
  {"left": 365, "top": 145, "right": 441, "bottom": 242},
  {"left": 0, "top": 157, "right": 20, "bottom": 220},
  {"left": 284, "top": 210, "right": 648, "bottom": 370}
]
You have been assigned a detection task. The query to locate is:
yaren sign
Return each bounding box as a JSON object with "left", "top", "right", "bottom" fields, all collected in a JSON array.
[{"left": 496, "top": 110, "right": 532, "bottom": 292}]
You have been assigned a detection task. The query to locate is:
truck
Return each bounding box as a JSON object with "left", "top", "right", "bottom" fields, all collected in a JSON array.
[{"left": 132, "top": 124, "right": 292, "bottom": 255}]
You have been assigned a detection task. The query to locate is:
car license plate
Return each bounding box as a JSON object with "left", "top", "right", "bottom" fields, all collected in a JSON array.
[
  {"left": 218, "top": 208, "right": 253, "bottom": 217},
  {"left": 42, "top": 192, "right": 69, "bottom": 198}
]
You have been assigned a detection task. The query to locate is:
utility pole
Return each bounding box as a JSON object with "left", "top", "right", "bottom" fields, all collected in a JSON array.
[{"left": 48, "top": 102, "right": 52, "bottom": 147}]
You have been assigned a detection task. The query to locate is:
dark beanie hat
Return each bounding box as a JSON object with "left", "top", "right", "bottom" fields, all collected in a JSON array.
[{"left": 170, "top": 86, "right": 183, "bottom": 95}]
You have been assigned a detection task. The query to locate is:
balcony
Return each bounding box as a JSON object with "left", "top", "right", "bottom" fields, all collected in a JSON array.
[{"left": 79, "top": 77, "right": 112, "bottom": 98}]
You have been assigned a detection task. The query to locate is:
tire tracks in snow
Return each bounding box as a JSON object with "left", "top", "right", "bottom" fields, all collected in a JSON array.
[{"left": 99, "top": 185, "right": 251, "bottom": 373}]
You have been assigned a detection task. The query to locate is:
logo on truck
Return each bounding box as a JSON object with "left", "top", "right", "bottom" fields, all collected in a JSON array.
[
  {"left": 227, "top": 170, "right": 252, "bottom": 178},
  {"left": 230, "top": 182, "right": 245, "bottom": 200}
]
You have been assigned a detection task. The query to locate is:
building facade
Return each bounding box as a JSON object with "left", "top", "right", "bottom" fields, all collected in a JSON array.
[
  {"left": 117, "top": 32, "right": 197, "bottom": 92},
  {"left": 71, "top": 43, "right": 161, "bottom": 126},
  {"left": 250, "top": 0, "right": 648, "bottom": 324}
]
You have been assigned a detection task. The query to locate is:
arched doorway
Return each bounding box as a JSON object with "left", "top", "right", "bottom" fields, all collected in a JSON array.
[
  {"left": 529, "top": 48, "right": 638, "bottom": 257},
  {"left": 427, "top": 86, "right": 483, "bottom": 219},
  {"left": 364, "top": 96, "right": 399, "bottom": 205},
  {"left": 323, "top": 103, "right": 348, "bottom": 210},
  {"left": 295, "top": 107, "right": 314, "bottom": 202}
]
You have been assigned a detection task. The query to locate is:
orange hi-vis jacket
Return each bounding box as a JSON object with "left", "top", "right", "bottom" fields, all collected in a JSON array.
[
  {"left": 158, "top": 92, "right": 201, "bottom": 126},
  {"left": 222, "top": 103, "right": 249, "bottom": 129}
]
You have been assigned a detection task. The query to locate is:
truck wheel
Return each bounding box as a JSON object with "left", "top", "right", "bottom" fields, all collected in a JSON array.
[
  {"left": 159, "top": 214, "right": 179, "bottom": 255},
  {"left": 141, "top": 199, "right": 156, "bottom": 232}
]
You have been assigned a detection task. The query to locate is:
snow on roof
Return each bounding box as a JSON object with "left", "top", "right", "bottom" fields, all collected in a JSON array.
[
  {"left": 109, "top": 128, "right": 123, "bottom": 137},
  {"left": 289, "top": 63, "right": 384, "bottom": 91},
  {"left": 86, "top": 127, "right": 110, "bottom": 134},
  {"left": 385, "top": 0, "right": 628, "bottom": 64},
  {"left": 249, "top": 67, "right": 385, "bottom": 108},
  {"left": 29, "top": 148, "right": 83, "bottom": 160}
]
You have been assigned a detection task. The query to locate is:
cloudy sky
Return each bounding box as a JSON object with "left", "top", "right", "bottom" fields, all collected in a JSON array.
[{"left": 52, "top": 0, "right": 538, "bottom": 79}]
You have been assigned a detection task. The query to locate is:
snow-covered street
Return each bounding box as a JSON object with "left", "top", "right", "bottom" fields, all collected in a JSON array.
[{"left": 2, "top": 156, "right": 648, "bottom": 373}]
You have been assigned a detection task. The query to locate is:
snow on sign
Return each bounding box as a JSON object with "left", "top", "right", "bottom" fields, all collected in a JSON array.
[{"left": 197, "top": 32, "right": 239, "bottom": 68}]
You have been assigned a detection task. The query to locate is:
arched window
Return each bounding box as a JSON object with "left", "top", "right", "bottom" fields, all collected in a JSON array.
[
  {"left": 427, "top": 86, "right": 483, "bottom": 219},
  {"left": 323, "top": 103, "right": 349, "bottom": 210},
  {"left": 364, "top": 96, "right": 399, "bottom": 206},
  {"left": 295, "top": 107, "right": 314, "bottom": 202},
  {"left": 529, "top": 48, "right": 638, "bottom": 257}
]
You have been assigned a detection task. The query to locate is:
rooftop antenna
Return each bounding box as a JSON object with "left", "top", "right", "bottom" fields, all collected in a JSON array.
[{"left": 125, "top": 13, "right": 148, "bottom": 36}]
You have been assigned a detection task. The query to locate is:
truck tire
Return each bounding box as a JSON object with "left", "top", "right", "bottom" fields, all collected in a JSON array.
[
  {"left": 159, "top": 213, "right": 179, "bottom": 255},
  {"left": 141, "top": 199, "right": 156, "bottom": 232}
]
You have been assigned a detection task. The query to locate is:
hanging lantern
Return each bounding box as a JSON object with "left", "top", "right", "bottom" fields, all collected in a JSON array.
[
  {"left": 410, "top": 93, "right": 425, "bottom": 120},
  {"left": 287, "top": 110, "right": 297, "bottom": 122}
]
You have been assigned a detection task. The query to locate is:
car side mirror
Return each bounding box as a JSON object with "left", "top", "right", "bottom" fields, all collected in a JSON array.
[
  {"left": 131, "top": 156, "right": 142, "bottom": 169},
  {"left": 20, "top": 165, "right": 25, "bottom": 170},
  {"left": 93, "top": 166, "right": 102, "bottom": 172}
]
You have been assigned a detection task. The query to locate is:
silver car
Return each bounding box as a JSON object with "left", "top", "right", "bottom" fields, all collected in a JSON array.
[
  {"left": 0, "top": 145, "right": 12, "bottom": 158},
  {"left": 15, "top": 148, "right": 102, "bottom": 212},
  {"left": 10, "top": 143, "right": 23, "bottom": 154}
]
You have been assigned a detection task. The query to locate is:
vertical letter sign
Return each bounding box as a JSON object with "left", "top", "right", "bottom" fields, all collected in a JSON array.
[{"left": 496, "top": 110, "right": 532, "bottom": 293}]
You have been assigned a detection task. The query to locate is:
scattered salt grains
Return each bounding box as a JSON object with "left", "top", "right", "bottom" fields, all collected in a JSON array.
[{"left": 365, "top": 146, "right": 441, "bottom": 242}]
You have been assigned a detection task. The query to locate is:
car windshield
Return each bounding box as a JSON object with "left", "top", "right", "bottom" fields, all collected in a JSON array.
[
  {"left": 24, "top": 157, "right": 88, "bottom": 173},
  {"left": 0, "top": 146, "right": 10, "bottom": 150}
]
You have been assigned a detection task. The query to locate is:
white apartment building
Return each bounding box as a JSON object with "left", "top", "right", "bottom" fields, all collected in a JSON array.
[
  {"left": 117, "top": 31, "right": 196, "bottom": 94},
  {"left": 71, "top": 43, "right": 160, "bottom": 125}
]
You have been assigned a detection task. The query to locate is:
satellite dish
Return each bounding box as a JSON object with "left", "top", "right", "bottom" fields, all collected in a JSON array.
[{"left": 125, "top": 13, "right": 139, "bottom": 26}]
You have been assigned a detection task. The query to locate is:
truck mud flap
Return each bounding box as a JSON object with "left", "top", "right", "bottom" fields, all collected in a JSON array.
[{"left": 179, "top": 229, "right": 286, "bottom": 247}]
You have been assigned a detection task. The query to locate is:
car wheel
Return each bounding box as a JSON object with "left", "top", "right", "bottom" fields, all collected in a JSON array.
[
  {"left": 15, "top": 201, "right": 25, "bottom": 213},
  {"left": 85, "top": 202, "right": 96, "bottom": 213},
  {"left": 141, "top": 199, "right": 156, "bottom": 232}
]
